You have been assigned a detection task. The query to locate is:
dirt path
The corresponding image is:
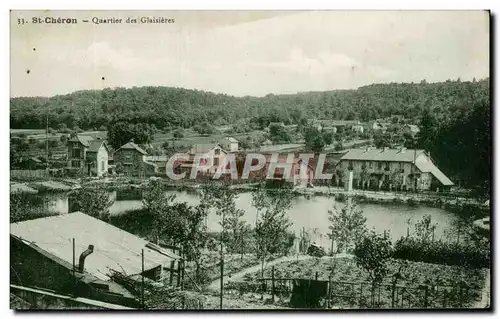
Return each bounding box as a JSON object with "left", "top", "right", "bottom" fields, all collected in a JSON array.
[{"left": 207, "top": 253, "right": 354, "bottom": 292}]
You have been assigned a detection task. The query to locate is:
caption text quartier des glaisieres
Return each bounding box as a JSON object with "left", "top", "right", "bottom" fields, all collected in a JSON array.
[{"left": 28, "top": 17, "right": 175, "bottom": 24}]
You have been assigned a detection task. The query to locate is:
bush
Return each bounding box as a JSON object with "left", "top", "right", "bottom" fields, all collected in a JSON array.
[{"left": 393, "top": 237, "right": 490, "bottom": 269}]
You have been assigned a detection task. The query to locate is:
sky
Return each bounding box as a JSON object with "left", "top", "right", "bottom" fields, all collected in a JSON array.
[{"left": 10, "top": 10, "right": 490, "bottom": 97}]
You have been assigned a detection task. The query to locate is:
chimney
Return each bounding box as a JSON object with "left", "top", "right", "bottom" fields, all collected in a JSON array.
[{"left": 78, "top": 244, "right": 94, "bottom": 273}]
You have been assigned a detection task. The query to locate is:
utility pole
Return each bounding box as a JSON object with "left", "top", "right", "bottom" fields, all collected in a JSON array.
[
  {"left": 72, "top": 238, "right": 76, "bottom": 297},
  {"left": 46, "top": 114, "right": 49, "bottom": 170},
  {"left": 219, "top": 210, "right": 225, "bottom": 310},
  {"left": 141, "top": 249, "right": 145, "bottom": 309}
]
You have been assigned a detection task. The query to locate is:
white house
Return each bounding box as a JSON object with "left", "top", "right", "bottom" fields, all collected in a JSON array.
[
  {"left": 220, "top": 137, "right": 239, "bottom": 152},
  {"left": 188, "top": 143, "right": 228, "bottom": 174}
]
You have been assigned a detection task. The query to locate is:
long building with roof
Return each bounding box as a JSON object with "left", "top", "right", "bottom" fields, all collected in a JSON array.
[
  {"left": 336, "top": 147, "right": 454, "bottom": 191},
  {"left": 10, "top": 212, "right": 181, "bottom": 307}
]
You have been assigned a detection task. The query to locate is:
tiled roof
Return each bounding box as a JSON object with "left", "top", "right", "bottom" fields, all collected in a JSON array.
[
  {"left": 116, "top": 142, "right": 147, "bottom": 155},
  {"left": 86, "top": 140, "right": 105, "bottom": 153},
  {"left": 415, "top": 160, "right": 454, "bottom": 186},
  {"left": 340, "top": 148, "right": 454, "bottom": 186},
  {"left": 10, "top": 212, "right": 179, "bottom": 281},
  {"left": 68, "top": 135, "right": 94, "bottom": 147},
  {"left": 340, "top": 148, "right": 425, "bottom": 162}
]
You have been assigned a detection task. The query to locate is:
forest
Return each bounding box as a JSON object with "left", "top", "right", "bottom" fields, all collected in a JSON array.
[
  {"left": 10, "top": 78, "right": 489, "bottom": 132},
  {"left": 10, "top": 78, "right": 490, "bottom": 193}
]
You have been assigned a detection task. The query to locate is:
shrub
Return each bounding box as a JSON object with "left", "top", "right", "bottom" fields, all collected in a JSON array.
[{"left": 393, "top": 237, "right": 490, "bottom": 269}]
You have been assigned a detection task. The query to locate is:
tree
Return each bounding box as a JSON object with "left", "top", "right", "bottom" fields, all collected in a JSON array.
[
  {"left": 268, "top": 123, "right": 291, "bottom": 144},
  {"left": 414, "top": 214, "right": 437, "bottom": 243},
  {"left": 71, "top": 184, "right": 114, "bottom": 221},
  {"left": 354, "top": 230, "right": 393, "bottom": 306},
  {"left": 323, "top": 131, "right": 334, "bottom": 146},
  {"left": 304, "top": 126, "right": 325, "bottom": 152},
  {"left": 10, "top": 193, "right": 56, "bottom": 223},
  {"left": 193, "top": 122, "right": 216, "bottom": 135},
  {"left": 199, "top": 181, "right": 240, "bottom": 308},
  {"left": 252, "top": 185, "right": 294, "bottom": 277},
  {"left": 328, "top": 201, "right": 367, "bottom": 253},
  {"left": 142, "top": 180, "right": 177, "bottom": 244},
  {"left": 334, "top": 141, "right": 344, "bottom": 151},
  {"left": 173, "top": 128, "right": 184, "bottom": 139},
  {"left": 373, "top": 131, "right": 391, "bottom": 148},
  {"left": 107, "top": 121, "right": 155, "bottom": 149}
]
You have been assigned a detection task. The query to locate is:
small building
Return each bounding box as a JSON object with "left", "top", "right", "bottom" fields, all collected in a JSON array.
[
  {"left": 113, "top": 141, "right": 148, "bottom": 177},
  {"left": 66, "top": 134, "right": 110, "bottom": 177},
  {"left": 336, "top": 147, "right": 454, "bottom": 191},
  {"left": 188, "top": 143, "right": 227, "bottom": 175},
  {"left": 219, "top": 137, "right": 239, "bottom": 152},
  {"left": 10, "top": 212, "right": 180, "bottom": 307}
]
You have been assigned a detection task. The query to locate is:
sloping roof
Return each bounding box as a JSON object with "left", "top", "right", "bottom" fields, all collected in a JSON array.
[
  {"left": 340, "top": 148, "right": 426, "bottom": 162},
  {"left": 87, "top": 140, "right": 106, "bottom": 153},
  {"left": 10, "top": 212, "right": 179, "bottom": 281},
  {"left": 68, "top": 135, "right": 94, "bottom": 147},
  {"left": 28, "top": 157, "right": 42, "bottom": 163},
  {"left": 189, "top": 143, "right": 225, "bottom": 154},
  {"left": 415, "top": 160, "right": 454, "bottom": 186},
  {"left": 226, "top": 137, "right": 238, "bottom": 143},
  {"left": 116, "top": 142, "right": 147, "bottom": 155}
]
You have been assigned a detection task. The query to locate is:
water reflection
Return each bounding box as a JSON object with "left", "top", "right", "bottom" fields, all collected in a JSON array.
[{"left": 48, "top": 189, "right": 459, "bottom": 248}]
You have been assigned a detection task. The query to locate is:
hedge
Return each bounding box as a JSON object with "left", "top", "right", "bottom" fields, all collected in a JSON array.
[{"left": 393, "top": 237, "right": 490, "bottom": 269}]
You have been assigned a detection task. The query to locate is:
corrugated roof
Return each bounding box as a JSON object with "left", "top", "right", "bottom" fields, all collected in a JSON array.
[
  {"left": 340, "top": 148, "right": 425, "bottom": 162},
  {"left": 68, "top": 135, "right": 94, "bottom": 147},
  {"left": 10, "top": 212, "right": 179, "bottom": 280},
  {"left": 117, "top": 142, "right": 147, "bottom": 155},
  {"left": 415, "top": 160, "right": 454, "bottom": 186}
]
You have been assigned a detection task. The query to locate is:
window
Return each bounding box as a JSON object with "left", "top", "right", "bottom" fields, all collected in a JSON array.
[
  {"left": 368, "top": 161, "right": 373, "bottom": 169},
  {"left": 385, "top": 162, "right": 390, "bottom": 170},
  {"left": 71, "top": 160, "right": 81, "bottom": 168},
  {"left": 71, "top": 148, "right": 81, "bottom": 158},
  {"left": 101, "top": 161, "right": 105, "bottom": 171},
  {"left": 214, "top": 148, "right": 220, "bottom": 155},
  {"left": 214, "top": 157, "right": 219, "bottom": 166},
  {"left": 378, "top": 162, "right": 383, "bottom": 170}
]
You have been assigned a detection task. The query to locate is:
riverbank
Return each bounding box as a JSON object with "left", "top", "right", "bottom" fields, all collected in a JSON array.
[{"left": 10, "top": 176, "right": 490, "bottom": 216}]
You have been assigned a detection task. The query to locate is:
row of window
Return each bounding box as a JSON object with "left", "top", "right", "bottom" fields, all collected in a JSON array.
[{"left": 347, "top": 161, "right": 405, "bottom": 170}]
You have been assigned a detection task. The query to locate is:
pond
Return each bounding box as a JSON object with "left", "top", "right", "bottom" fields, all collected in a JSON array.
[{"left": 43, "top": 189, "right": 460, "bottom": 248}]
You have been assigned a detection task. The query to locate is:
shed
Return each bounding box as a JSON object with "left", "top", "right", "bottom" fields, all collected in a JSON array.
[{"left": 10, "top": 212, "right": 180, "bottom": 281}]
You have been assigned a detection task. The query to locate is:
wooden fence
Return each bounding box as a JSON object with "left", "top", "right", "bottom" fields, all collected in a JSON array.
[
  {"left": 11, "top": 170, "right": 50, "bottom": 179},
  {"left": 224, "top": 267, "right": 482, "bottom": 309}
]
